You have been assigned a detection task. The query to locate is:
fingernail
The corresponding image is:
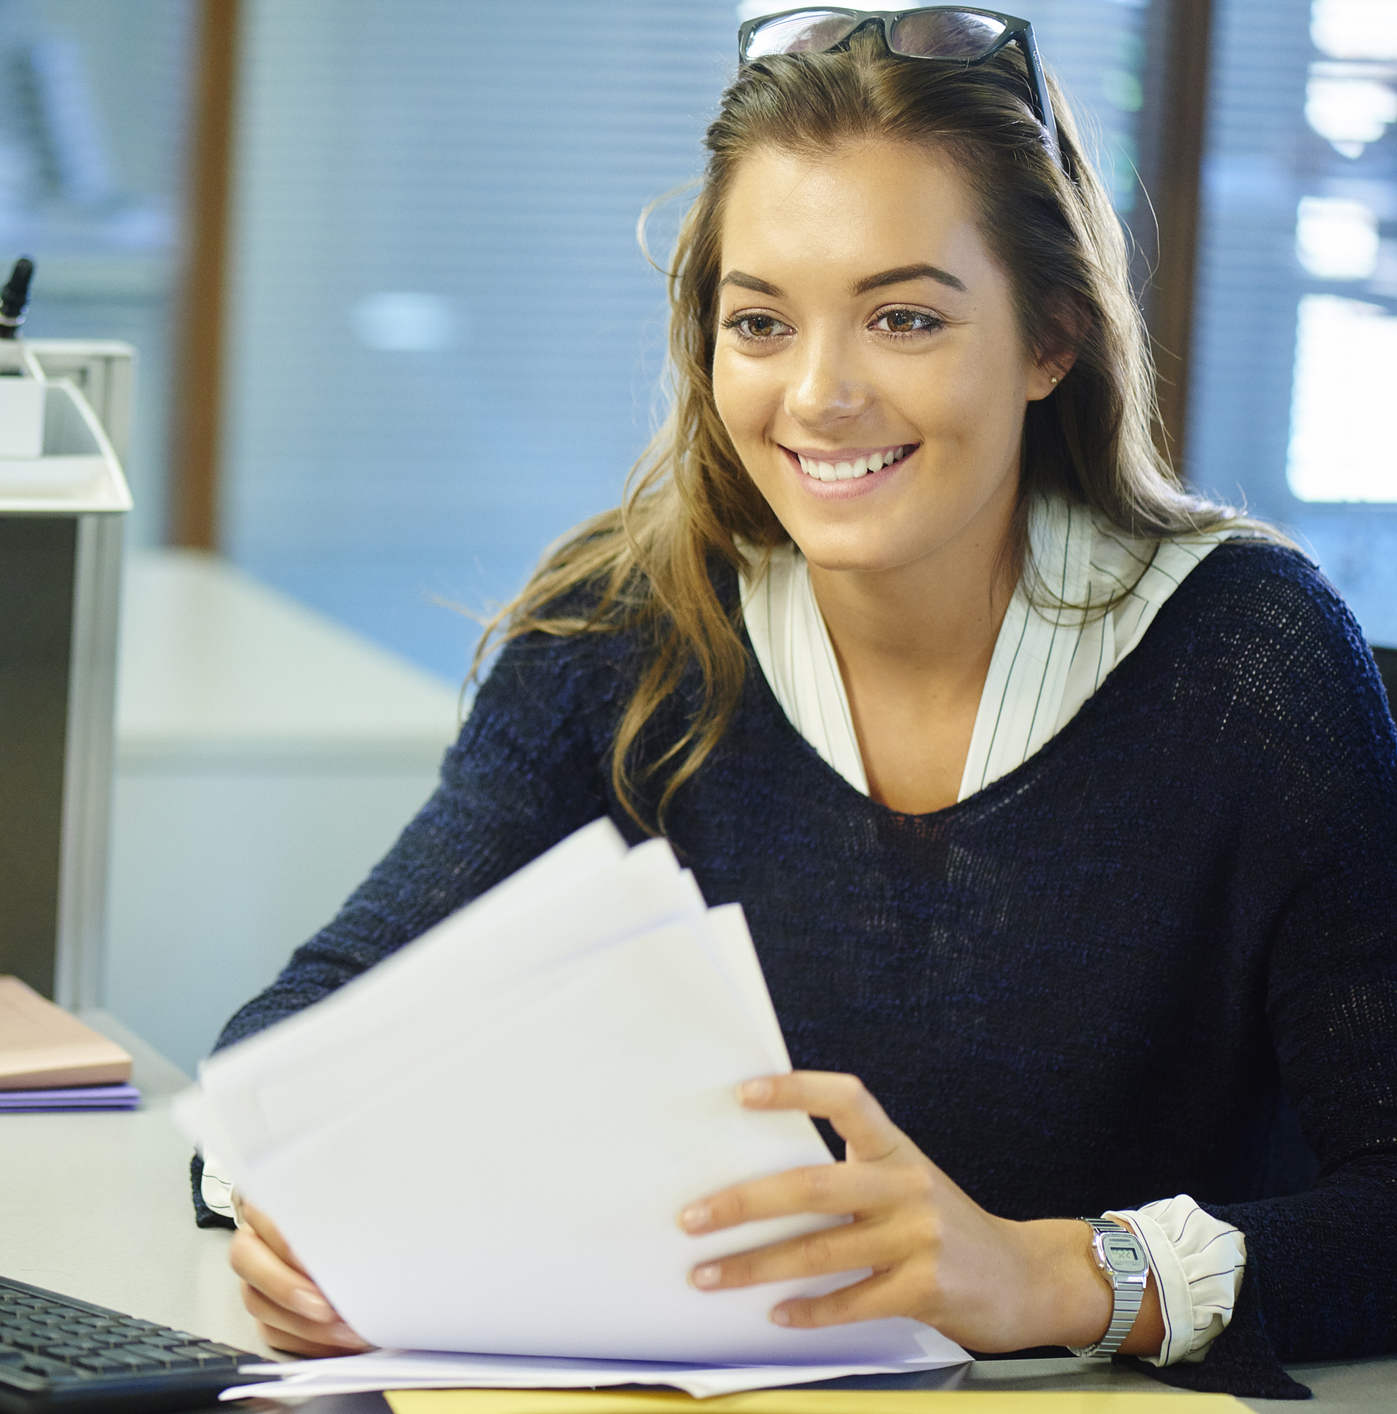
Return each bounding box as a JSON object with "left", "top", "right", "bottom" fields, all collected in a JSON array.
[
  {"left": 289, "top": 1289, "right": 334, "bottom": 1322},
  {"left": 771, "top": 1305, "right": 792, "bottom": 1326},
  {"left": 330, "top": 1323, "right": 368, "bottom": 1347},
  {"left": 691, "top": 1264, "right": 721, "bottom": 1290},
  {"left": 680, "top": 1204, "right": 710, "bottom": 1232},
  {"left": 739, "top": 1078, "right": 772, "bottom": 1104}
]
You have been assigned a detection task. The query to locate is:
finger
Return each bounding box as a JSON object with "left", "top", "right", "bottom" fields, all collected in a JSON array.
[
  {"left": 738, "top": 1073, "right": 907, "bottom": 1162},
  {"left": 255, "top": 1321, "right": 362, "bottom": 1359},
  {"left": 230, "top": 1225, "right": 341, "bottom": 1326},
  {"left": 241, "top": 1282, "right": 372, "bottom": 1353},
  {"left": 240, "top": 1201, "right": 310, "bottom": 1277},
  {"left": 680, "top": 1160, "right": 928, "bottom": 1234},
  {"left": 770, "top": 1266, "right": 920, "bottom": 1329},
  {"left": 689, "top": 1215, "right": 914, "bottom": 1291}
]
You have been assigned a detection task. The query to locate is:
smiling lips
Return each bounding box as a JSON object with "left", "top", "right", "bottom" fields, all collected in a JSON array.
[{"left": 788, "top": 444, "right": 914, "bottom": 483}]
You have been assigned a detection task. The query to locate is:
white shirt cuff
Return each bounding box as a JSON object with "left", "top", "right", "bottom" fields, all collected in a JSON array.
[
  {"left": 1106, "top": 1196, "right": 1246, "bottom": 1366},
  {"left": 200, "top": 1149, "right": 239, "bottom": 1223}
]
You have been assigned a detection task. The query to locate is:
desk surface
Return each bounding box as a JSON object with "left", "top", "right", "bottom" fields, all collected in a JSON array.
[{"left": 0, "top": 1013, "right": 1391, "bottom": 1412}]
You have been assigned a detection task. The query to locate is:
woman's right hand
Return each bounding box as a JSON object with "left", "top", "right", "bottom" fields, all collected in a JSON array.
[{"left": 229, "top": 1201, "right": 373, "bottom": 1356}]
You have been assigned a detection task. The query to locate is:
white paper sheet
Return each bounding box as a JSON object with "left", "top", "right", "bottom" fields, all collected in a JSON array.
[
  {"left": 222, "top": 1341, "right": 966, "bottom": 1402},
  {"left": 177, "top": 824, "right": 968, "bottom": 1376}
]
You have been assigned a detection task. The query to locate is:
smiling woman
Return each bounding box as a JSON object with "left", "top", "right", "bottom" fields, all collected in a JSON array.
[
  {"left": 199, "top": 8, "right": 1397, "bottom": 1401},
  {"left": 462, "top": 15, "right": 1255, "bottom": 828}
]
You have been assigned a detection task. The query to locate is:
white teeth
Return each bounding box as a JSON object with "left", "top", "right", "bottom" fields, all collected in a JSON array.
[{"left": 793, "top": 446, "right": 911, "bottom": 482}]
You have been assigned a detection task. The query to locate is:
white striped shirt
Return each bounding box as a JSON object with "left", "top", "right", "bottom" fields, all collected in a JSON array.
[{"left": 740, "top": 496, "right": 1247, "bottom": 1365}]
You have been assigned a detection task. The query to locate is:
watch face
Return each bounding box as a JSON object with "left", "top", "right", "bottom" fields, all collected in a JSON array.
[{"left": 1101, "top": 1231, "right": 1148, "bottom": 1274}]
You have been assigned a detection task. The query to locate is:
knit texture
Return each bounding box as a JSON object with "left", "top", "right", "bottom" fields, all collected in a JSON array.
[{"left": 194, "top": 544, "right": 1397, "bottom": 1396}]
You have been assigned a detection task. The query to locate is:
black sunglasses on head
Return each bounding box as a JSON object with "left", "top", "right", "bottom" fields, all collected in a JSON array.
[{"left": 737, "top": 7, "right": 1064, "bottom": 172}]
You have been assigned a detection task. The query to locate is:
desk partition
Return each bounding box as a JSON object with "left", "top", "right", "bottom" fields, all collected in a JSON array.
[{"left": 0, "top": 341, "right": 132, "bottom": 1006}]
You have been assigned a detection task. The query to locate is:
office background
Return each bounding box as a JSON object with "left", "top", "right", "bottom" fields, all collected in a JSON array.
[{"left": 3, "top": 0, "right": 1393, "bottom": 1069}]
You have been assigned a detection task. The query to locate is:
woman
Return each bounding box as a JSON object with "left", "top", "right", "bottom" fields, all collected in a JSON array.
[{"left": 198, "top": 9, "right": 1397, "bottom": 1398}]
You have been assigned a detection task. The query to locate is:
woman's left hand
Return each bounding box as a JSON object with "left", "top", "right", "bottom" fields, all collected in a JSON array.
[{"left": 677, "top": 1071, "right": 1157, "bottom": 1355}]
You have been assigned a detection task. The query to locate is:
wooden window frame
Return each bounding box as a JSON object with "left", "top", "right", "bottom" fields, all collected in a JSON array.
[{"left": 169, "top": 0, "right": 239, "bottom": 550}]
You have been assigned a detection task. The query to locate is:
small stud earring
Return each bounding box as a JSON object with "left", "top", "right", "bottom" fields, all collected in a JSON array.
[{"left": 1050, "top": 375, "right": 1059, "bottom": 384}]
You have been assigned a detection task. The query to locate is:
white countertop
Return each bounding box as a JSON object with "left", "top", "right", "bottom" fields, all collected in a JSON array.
[
  {"left": 0, "top": 1011, "right": 269, "bottom": 1358},
  {"left": 116, "top": 550, "right": 462, "bottom": 770},
  {"left": 0, "top": 1016, "right": 1391, "bottom": 1411}
]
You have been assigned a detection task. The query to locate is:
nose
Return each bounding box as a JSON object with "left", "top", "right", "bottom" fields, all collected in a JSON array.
[{"left": 784, "top": 330, "right": 873, "bottom": 430}]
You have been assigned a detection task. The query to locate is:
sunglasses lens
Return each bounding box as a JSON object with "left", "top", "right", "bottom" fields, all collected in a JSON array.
[
  {"left": 888, "top": 9, "right": 1008, "bottom": 60},
  {"left": 744, "top": 10, "right": 861, "bottom": 58}
]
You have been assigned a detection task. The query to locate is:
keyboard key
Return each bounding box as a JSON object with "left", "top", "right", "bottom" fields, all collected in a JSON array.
[
  {"left": 0, "top": 1347, "right": 22, "bottom": 1364},
  {"left": 20, "top": 1357, "right": 66, "bottom": 1377},
  {"left": 74, "top": 1355, "right": 130, "bottom": 1374},
  {"left": 108, "top": 1351, "right": 167, "bottom": 1372},
  {"left": 124, "top": 1341, "right": 180, "bottom": 1365},
  {"left": 165, "top": 1344, "right": 230, "bottom": 1368}
]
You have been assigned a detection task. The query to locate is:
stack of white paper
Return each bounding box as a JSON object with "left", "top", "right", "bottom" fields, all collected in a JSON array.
[{"left": 176, "top": 821, "right": 966, "bottom": 1397}]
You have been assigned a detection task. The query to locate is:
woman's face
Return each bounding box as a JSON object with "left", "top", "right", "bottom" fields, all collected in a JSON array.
[{"left": 712, "top": 140, "right": 1058, "bottom": 577}]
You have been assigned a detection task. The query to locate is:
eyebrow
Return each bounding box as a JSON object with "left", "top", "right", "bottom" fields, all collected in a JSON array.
[
  {"left": 851, "top": 262, "right": 967, "bottom": 295},
  {"left": 719, "top": 262, "right": 968, "bottom": 299}
]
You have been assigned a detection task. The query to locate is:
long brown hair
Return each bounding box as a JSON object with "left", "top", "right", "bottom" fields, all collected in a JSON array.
[{"left": 470, "top": 25, "right": 1260, "bottom": 830}]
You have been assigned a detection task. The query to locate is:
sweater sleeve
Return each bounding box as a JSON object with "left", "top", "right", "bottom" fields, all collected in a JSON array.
[
  {"left": 1134, "top": 554, "right": 1397, "bottom": 1396},
  {"left": 189, "top": 628, "right": 619, "bottom": 1222}
]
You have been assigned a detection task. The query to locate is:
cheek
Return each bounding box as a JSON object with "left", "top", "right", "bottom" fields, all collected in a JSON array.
[
  {"left": 915, "top": 338, "right": 1027, "bottom": 444},
  {"left": 712, "top": 349, "right": 776, "bottom": 450}
]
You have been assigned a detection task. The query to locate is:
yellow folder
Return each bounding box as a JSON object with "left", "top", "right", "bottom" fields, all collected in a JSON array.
[{"left": 386, "top": 1389, "right": 1246, "bottom": 1414}]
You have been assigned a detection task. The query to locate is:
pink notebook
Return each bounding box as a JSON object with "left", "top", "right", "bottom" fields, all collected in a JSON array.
[{"left": 0, "top": 976, "right": 132, "bottom": 1091}]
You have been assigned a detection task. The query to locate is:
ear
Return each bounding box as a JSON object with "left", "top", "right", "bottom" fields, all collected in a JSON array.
[
  {"left": 1026, "top": 348, "right": 1078, "bottom": 401},
  {"left": 1025, "top": 293, "right": 1087, "bottom": 402}
]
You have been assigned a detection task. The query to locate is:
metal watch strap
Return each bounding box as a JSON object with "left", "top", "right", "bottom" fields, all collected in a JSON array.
[{"left": 1068, "top": 1218, "right": 1148, "bottom": 1358}]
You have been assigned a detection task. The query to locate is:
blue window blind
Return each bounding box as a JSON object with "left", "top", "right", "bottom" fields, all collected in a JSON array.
[
  {"left": 222, "top": 0, "right": 735, "bottom": 679},
  {"left": 1189, "top": 0, "right": 1397, "bottom": 645}
]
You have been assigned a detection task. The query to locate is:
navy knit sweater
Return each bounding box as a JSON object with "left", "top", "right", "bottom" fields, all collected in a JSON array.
[{"left": 196, "top": 543, "right": 1397, "bottom": 1398}]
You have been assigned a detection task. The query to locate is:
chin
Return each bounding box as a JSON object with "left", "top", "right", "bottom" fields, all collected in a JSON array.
[{"left": 790, "top": 528, "right": 917, "bottom": 575}]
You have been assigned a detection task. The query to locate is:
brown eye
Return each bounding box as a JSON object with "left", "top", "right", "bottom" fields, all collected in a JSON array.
[
  {"left": 723, "top": 313, "right": 790, "bottom": 340},
  {"left": 873, "top": 309, "right": 943, "bottom": 336}
]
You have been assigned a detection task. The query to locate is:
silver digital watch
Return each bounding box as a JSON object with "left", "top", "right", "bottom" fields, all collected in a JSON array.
[{"left": 1067, "top": 1218, "right": 1150, "bottom": 1358}]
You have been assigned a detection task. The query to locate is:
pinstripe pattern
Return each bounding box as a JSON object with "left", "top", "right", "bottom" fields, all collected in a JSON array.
[
  {"left": 742, "top": 498, "right": 1239, "bottom": 804},
  {"left": 1107, "top": 1199, "right": 1248, "bottom": 1367}
]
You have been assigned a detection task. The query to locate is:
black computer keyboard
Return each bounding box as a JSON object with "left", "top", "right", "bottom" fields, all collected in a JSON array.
[{"left": 0, "top": 1276, "right": 274, "bottom": 1413}]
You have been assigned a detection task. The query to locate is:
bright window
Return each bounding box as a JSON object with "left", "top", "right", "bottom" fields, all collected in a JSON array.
[{"left": 1190, "top": 0, "right": 1397, "bottom": 642}]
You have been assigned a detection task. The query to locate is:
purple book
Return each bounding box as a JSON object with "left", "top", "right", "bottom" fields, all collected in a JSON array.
[{"left": 0, "top": 1083, "right": 141, "bottom": 1112}]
